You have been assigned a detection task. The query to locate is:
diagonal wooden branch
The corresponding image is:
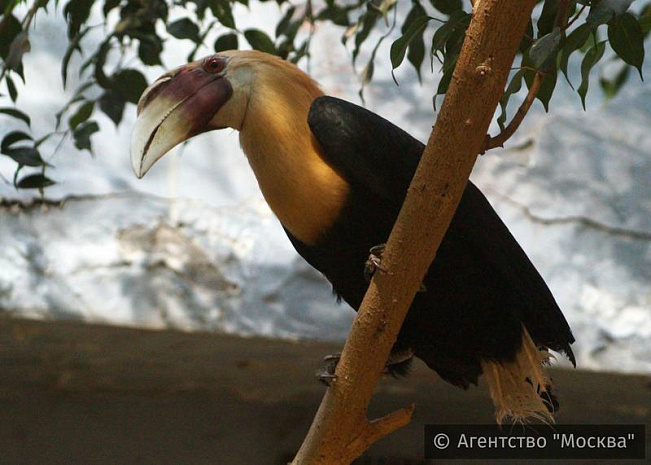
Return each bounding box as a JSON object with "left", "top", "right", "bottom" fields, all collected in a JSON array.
[{"left": 291, "top": 1, "right": 538, "bottom": 463}]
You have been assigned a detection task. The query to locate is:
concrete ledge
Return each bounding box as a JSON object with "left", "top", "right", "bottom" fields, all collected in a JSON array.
[{"left": 1, "top": 318, "right": 649, "bottom": 464}]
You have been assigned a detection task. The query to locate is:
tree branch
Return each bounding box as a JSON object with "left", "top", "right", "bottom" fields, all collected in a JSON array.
[
  {"left": 566, "top": 4, "right": 587, "bottom": 30},
  {"left": 483, "top": 71, "right": 544, "bottom": 152},
  {"left": 291, "top": 1, "right": 539, "bottom": 463}
]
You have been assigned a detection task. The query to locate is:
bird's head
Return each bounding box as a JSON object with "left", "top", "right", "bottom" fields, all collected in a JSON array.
[{"left": 130, "top": 50, "right": 321, "bottom": 178}]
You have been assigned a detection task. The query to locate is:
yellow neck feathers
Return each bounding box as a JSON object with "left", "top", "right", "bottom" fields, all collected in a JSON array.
[{"left": 235, "top": 55, "right": 349, "bottom": 245}]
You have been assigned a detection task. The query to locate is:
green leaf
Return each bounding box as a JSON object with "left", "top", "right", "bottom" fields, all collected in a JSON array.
[
  {"left": 408, "top": 30, "right": 426, "bottom": 82},
  {"left": 62, "top": 26, "right": 90, "bottom": 88},
  {"left": 352, "top": 12, "right": 379, "bottom": 64},
  {"left": 103, "top": 0, "right": 120, "bottom": 17},
  {"left": 390, "top": 15, "right": 430, "bottom": 71},
  {"left": 16, "top": 174, "right": 55, "bottom": 189},
  {"left": 403, "top": 1, "right": 428, "bottom": 81},
  {"left": 0, "top": 14, "right": 21, "bottom": 60},
  {"left": 6, "top": 30, "right": 30, "bottom": 78},
  {"left": 430, "top": 0, "right": 462, "bottom": 15},
  {"left": 276, "top": 6, "right": 296, "bottom": 37},
  {"left": 430, "top": 10, "right": 470, "bottom": 60},
  {"left": 281, "top": 18, "right": 303, "bottom": 45},
  {"left": 0, "top": 107, "right": 30, "bottom": 126},
  {"left": 1, "top": 130, "right": 32, "bottom": 153},
  {"left": 600, "top": 64, "right": 630, "bottom": 100},
  {"left": 436, "top": 58, "right": 456, "bottom": 95},
  {"left": 55, "top": 95, "right": 83, "bottom": 130},
  {"left": 402, "top": 0, "right": 427, "bottom": 32},
  {"left": 581, "top": 28, "right": 599, "bottom": 52},
  {"left": 93, "top": 40, "right": 112, "bottom": 89},
  {"left": 73, "top": 121, "right": 99, "bottom": 152},
  {"left": 537, "top": 0, "right": 559, "bottom": 36},
  {"left": 537, "top": 67, "right": 558, "bottom": 111},
  {"left": 214, "top": 33, "right": 238, "bottom": 52},
  {"left": 69, "top": 100, "right": 94, "bottom": 130},
  {"left": 138, "top": 35, "right": 163, "bottom": 66},
  {"left": 3, "top": 147, "right": 44, "bottom": 167},
  {"left": 560, "top": 23, "right": 594, "bottom": 86},
  {"left": 529, "top": 27, "right": 561, "bottom": 69},
  {"left": 436, "top": 36, "right": 461, "bottom": 97},
  {"left": 6, "top": 75, "right": 17, "bottom": 102},
  {"left": 578, "top": 41, "right": 606, "bottom": 109},
  {"left": 640, "top": 15, "right": 651, "bottom": 36},
  {"left": 432, "top": 15, "right": 467, "bottom": 97},
  {"left": 444, "top": 25, "right": 465, "bottom": 59},
  {"left": 167, "top": 18, "right": 200, "bottom": 42},
  {"left": 274, "top": 38, "right": 292, "bottom": 58},
  {"left": 113, "top": 69, "right": 148, "bottom": 104},
  {"left": 210, "top": 0, "right": 236, "bottom": 29},
  {"left": 587, "top": 1, "right": 616, "bottom": 25},
  {"left": 316, "top": 4, "right": 349, "bottom": 27},
  {"left": 608, "top": 12, "right": 645, "bottom": 79},
  {"left": 99, "top": 91, "right": 125, "bottom": 125},
  {"left": 244, "top": 29, "right": 276, "bottom": 54},
  {"left": 64, "top": 0, "right": 94, "bottom": 39},
  {"left": 497, "top": 70, "right": 524, "bottom": 131}
]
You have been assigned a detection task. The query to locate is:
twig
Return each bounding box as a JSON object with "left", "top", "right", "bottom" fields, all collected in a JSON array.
[
  {"left": 483, "top": 71, "right": 544, "bottom": 152},
  {"left": 341, "top": 405, "right": 415, "bottom": 460},
  {"left": 565, "top": 4, "right": 587, "bottom": 31}
]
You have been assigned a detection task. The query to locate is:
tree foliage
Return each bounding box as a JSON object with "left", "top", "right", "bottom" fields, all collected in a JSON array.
[{"left": 0, "top": 0, "right": 649, "bottom": 191}]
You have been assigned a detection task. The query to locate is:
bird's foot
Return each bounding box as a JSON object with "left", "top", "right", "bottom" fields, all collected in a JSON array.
[
  {"left": 364, "top": 243, "right": 387, "bottom": 283},
  {"left": 316, "top": 353, "right": 340, "bottom": 386},
  {"left": 363, "top": 243, "right": 426, "bottom": 292},
  {"left": 316, "top": 349, "right": 415, "bottom": 385}
]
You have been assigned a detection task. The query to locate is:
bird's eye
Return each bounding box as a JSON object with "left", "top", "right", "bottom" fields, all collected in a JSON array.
[{"left": 204, "top": 57, "right": 225, "bottom": 74}]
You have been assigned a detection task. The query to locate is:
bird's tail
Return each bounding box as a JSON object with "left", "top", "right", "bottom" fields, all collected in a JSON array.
[{"left": 481, "top": 326, "right": 556, "bottom": 424}]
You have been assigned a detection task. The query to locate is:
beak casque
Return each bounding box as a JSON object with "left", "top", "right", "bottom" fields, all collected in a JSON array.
[{"left": 130, "top": 62, "right": 232, "bottom": 178}]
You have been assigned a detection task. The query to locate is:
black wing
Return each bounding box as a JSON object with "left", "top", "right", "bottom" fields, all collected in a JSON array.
[{"left": 308, "top": 96, "right": 575, "bottom": 365}]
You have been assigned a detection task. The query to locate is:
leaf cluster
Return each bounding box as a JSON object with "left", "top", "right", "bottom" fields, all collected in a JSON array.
[
  {"left": 387, "top": 0, "right": 648, "bottom": 117},
  {"left": 0, "top": 0, "right": 649, "bottom": 192}
]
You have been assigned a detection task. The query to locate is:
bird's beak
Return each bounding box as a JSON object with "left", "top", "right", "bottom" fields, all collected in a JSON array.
[{"left": 130, "top": 63, "right": 232, "bottom": 178}]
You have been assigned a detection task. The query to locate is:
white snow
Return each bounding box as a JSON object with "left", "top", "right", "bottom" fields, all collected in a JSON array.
[{"left": 0, "top": 4, "right": 649, "bottom": 373}]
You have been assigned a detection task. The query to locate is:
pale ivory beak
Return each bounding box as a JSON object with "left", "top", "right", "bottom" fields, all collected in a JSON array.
[{"left": 130, "top": 64, "right": 232, "bottom": 178}]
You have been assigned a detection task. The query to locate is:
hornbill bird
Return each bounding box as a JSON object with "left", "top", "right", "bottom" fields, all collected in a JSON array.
[{"left": 131, "top": 50, "right": 575, "bottom": 423}]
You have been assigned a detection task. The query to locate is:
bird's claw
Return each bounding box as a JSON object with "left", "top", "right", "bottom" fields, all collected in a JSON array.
[
  {"left": 317, "top": 353, "right": 341, "bottom": 386},
  {"left": 323, "top": 353, "right": 341, "bottom": 363},
  {"left": 364, "top": 243, "right": 387, "bottom": 283},
  {"left": 364, "top": 243, "right": 426, "bottom": 292},
  {"left": 317, "top": 372, "right": 338, "bottom": 386}
]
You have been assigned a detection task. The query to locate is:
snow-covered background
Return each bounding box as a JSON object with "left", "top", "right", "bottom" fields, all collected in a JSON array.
[{"left": 1, "top": 3, "right": 649, "bottom": 373}]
